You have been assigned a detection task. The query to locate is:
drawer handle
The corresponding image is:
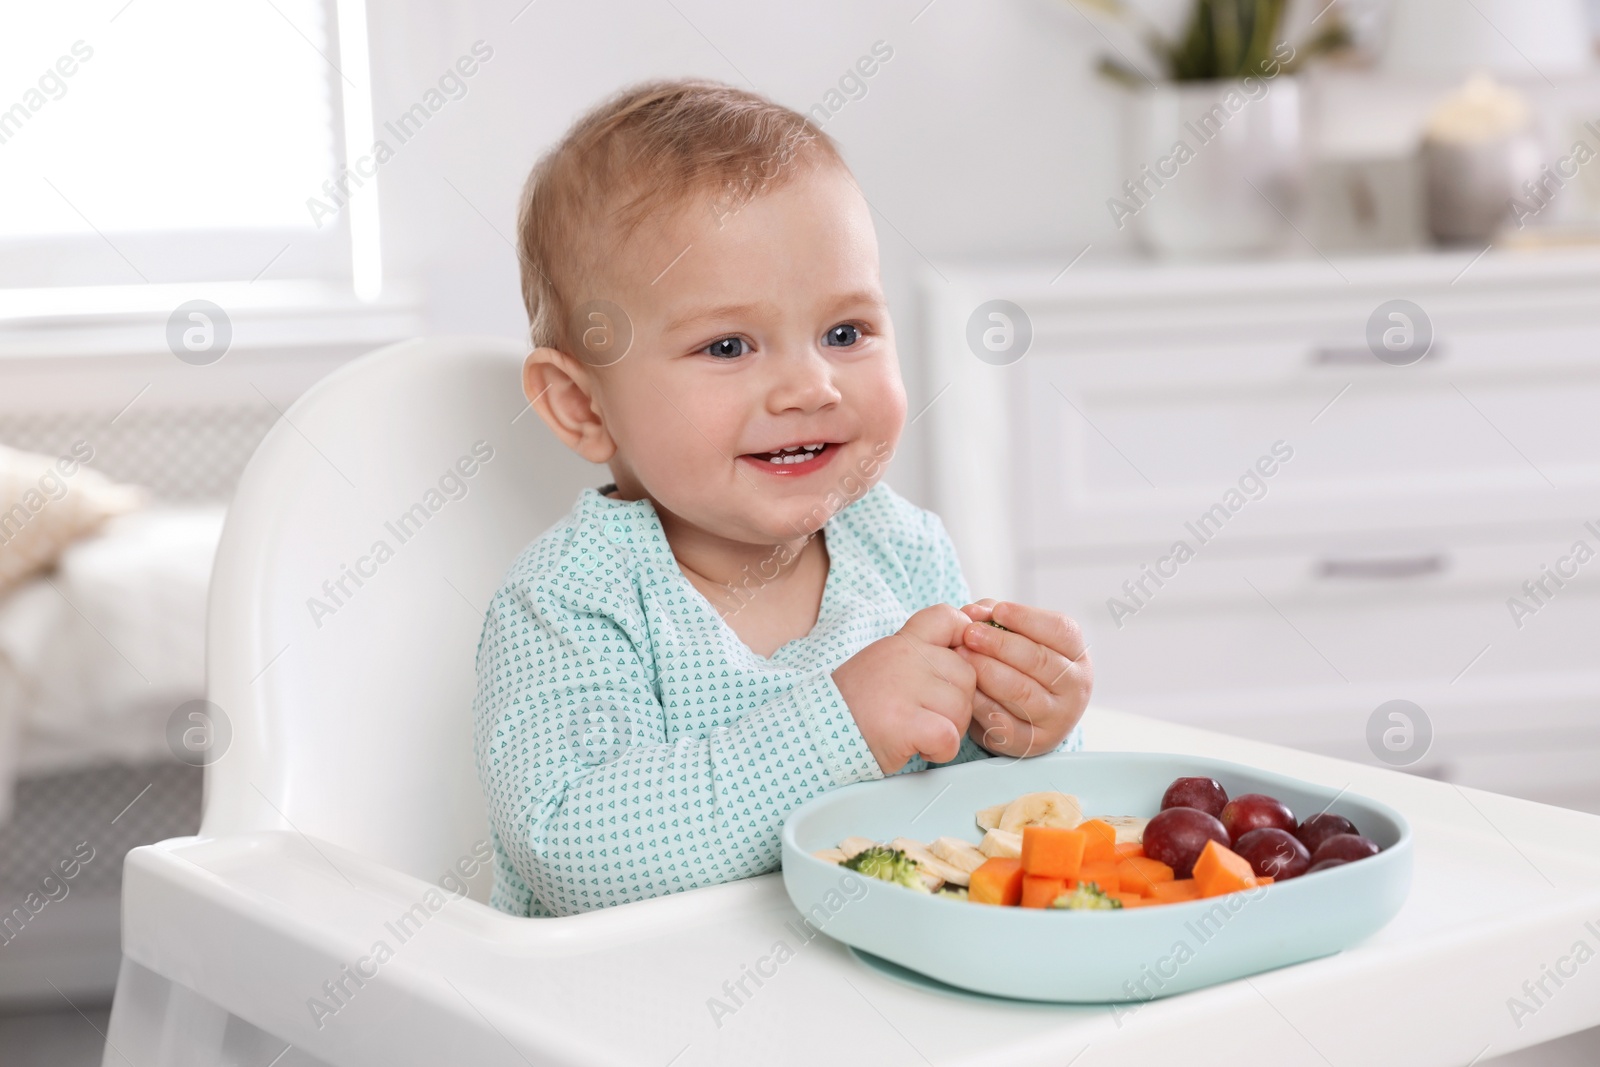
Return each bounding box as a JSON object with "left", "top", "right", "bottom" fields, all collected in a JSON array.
[
  {"left": 1317, "top": 554, "right": 1447, "bottom": 579},
  {"left": 1310, "top": 344, "right": 1442, "bottom": 365}
]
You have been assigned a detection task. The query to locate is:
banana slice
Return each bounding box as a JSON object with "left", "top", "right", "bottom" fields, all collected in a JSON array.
[
  {"left": 975, "top": 802, "right": 1007, "bottom": 831},
  {"left": 837, "top": 836, "right": 877, "bottom": 860},
  {"left": 812, "top": 847, "right": 847, "bottom": 864},
  {"left": 1101, "top": 815, "right": 1149, "bottom": 844},
  {"left": 891, "top": 837, "right": 969, "bottom": 888},
  {"left": 978, "top": 828, "right": 1022, "bottom": 859},
  {"left": 997, "top": 791, "right": 1083, "bottom": 833},
  {"left": 929, "top": 836, "right": 988, "bottom": 875}
]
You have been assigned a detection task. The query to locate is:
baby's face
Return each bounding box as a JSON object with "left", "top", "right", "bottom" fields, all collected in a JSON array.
[{"left": 586, "top": 161, "right": 906, "bottom": 545}]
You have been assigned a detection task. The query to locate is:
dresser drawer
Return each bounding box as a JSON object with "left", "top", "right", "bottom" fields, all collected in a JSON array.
[
  {"left": 1018, "top": 319, "right": 1600, "bottom": 551},
  {"left": 1031, "top": 532, "right": 1600, "bottom": 810},
  {"left": 926, "top": 252, "right": 1600, "bottom": 817},
  {"left": 1028, "top": 529, "right": 1600, "bottom": 718}
]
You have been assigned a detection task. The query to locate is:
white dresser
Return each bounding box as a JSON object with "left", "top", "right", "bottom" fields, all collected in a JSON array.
[{"left": 922, "top": 248, "right": 1600, "bottom": 813}]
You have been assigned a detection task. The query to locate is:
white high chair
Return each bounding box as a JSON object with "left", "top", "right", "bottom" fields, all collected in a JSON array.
[
  {"left": 103, "top": 338, "right": 1600, "bottom": 1066},
  {"left": 101, "top": 336, "right": 704, "bottom": 1065},
  {"left": 121, "top": 335, "right": 1024, "bottom": 1067}
]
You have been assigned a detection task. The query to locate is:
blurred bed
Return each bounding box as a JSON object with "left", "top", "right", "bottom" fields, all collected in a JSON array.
[
  {"left": 0, "top": 508, "right": 221, "bottom": 782},
  {"left": 0, "top": 505, "right": 221, "bottom": 1001}
]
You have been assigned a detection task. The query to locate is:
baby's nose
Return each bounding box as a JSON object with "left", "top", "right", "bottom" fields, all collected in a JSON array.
[{"left": 766, "top": 351, "right": 841, "bottom": 412}]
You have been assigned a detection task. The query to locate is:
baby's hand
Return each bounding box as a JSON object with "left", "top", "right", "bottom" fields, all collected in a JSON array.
[
  {"left": 957, "top": 599, "right": 1092, "bottom": 759},
  {"left": 833, "top": 605, "right": 977, "bottom": 774}
]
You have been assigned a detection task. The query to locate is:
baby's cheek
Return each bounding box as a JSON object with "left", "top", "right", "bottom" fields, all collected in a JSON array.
[
  {"left": 635, "top": 445, "right": 719, "bottom": 514},
  {"left": 858, "top": 371, "right": 906, "bottom": 441},
  {"left": 611, "top": 379, "right": 740, "bottom": 488}
]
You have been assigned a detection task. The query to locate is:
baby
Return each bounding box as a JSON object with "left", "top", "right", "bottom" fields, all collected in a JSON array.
[{"left": 474, "top": 79, "right": 1091, "bottom": 917}]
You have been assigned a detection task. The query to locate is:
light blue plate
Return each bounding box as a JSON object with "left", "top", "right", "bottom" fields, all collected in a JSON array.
[{"left": 780, "top": 751, "right": 1412, "bottom": 1003}]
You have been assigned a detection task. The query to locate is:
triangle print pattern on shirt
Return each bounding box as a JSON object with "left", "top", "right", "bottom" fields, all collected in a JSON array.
[{"left": 472, "top": 481, "right": 1082, "bottom": 917}]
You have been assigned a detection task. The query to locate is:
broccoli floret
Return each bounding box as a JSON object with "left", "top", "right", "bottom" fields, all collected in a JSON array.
[
  {"left": 935, "top": 885, "right": 969, "bottom": 901},
  {"left": 842, "top": 846, "right": 930, "bottom": 892},
  {"left": 1050, "top": 882, "right": 1122, "bottom": 910}
]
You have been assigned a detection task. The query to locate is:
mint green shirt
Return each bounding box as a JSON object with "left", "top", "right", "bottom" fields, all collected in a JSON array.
[{"left": 473, "top": 482, "right": 1082, "bottom": 916}]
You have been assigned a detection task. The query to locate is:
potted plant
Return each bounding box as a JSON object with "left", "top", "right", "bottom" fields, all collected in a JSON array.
[{"left": 1074, "top": 0, "right": 1352, "bottom": 256}]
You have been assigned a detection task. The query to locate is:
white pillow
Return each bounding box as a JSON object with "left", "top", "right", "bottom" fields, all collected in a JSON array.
[{"left": 0, "top": 441, "right": 144, "bottom": 597}]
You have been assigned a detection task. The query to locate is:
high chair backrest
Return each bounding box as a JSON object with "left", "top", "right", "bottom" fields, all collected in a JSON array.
[{"left": 203, "top": 337, "right": 601, "bottom": 884}]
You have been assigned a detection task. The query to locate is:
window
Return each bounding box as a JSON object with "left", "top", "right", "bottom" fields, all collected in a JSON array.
[{"left": 1, "top": 0, "right": 380, "bottom": 300}]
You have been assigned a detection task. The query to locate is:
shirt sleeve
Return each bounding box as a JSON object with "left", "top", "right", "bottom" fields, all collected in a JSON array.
[{"left": 475, "top": 583, "right": 883, "bottom": 916}]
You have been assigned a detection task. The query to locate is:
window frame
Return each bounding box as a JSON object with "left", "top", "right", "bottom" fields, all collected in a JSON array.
[{"left": 0, "top": 0, "right": 386, "bottom": 311}]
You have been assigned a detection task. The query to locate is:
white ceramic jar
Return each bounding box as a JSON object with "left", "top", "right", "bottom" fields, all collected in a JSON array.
[{"left": 1116, "top": 77, "right": 1304, "bottom": 257}]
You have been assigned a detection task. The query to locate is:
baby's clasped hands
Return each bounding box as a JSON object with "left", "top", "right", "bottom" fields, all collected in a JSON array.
[
  {"left": 956, "top": 599, "right": 1092, "bottom": 759},
  {"left": 832, "top": 604, "right": 977, "bottom": 773},
  {"left": 831, "top": 599, "right": 1091, "bottom": 774}
]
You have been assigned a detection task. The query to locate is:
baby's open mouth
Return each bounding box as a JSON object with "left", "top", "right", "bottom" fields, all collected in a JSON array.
[
  {"left": 745, "top": 442, "right": 831, "bottom": 465},
  {"left": 737, "top": 441, "right": 844, "bottom": 476}
]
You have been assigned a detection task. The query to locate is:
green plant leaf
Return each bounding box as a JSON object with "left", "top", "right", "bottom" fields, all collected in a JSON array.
[{"left": 1138, "top": 0, "right": 1347, "bottom": 82}]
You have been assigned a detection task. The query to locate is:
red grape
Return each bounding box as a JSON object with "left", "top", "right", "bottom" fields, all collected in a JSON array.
[
  {"left": 1161, "top": 777, "right": 1229, "bottom": 820},
  {"left": 1221, "top": 793, "right": 1297, "bottom": 840},
  {"left": 1306, "top": 858, "right": 1349, "bottom": 874},
  {"left": 1144, "top": 807, "right": 1230, "bottom": 878},
  {"left": 1309, "top": 834, "right": 1380, "bottom": 866},
  {"left": 1232, "top": 828, "right": 1311, "bottom": 880},
  {"left": 1295, "top": 812, "right": 1358, "bottom": 855}
]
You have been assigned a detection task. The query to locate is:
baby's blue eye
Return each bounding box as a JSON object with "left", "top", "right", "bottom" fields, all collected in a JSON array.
[
  {"left": 824, "top": 323, "right": 861, "bottom": 347},
  {"left": 704, "top": 337, "right": 748, "bottom": 359}
]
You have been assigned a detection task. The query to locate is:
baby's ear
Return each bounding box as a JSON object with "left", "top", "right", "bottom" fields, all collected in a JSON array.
[{"left": 522, "top": 347, "right": 615, "bottom": 464}]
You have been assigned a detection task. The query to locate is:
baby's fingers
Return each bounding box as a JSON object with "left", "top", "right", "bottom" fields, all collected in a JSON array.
[
  {"left": 969, "top": 694, "right": 1042, "bottom": 758},
  {"left": 961, "top": 644, "right": 1050, "bottom": 720},
  {"left": 962, "top": 619, "right": 1072, "bottom": 693},
  {"left": 901, "top": 603, "right": 973, "bottom": 649},
  {"left": 960, "top": 598, "right": 999, "bottom": 624},
  {"left": 925, "top": 644, "right": 977, "bottom": 696},
  {"left": 985, "top": 602, "right": 1088, "bottom": 663},
  {"left": 909, "top": 708, "right": 963, "bottom": 765}
]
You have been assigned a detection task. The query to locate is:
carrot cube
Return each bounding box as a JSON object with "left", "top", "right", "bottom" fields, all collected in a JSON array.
[
  {"left": 1071, "top": 860, "right": 1121, "bottom": 894},
  {"left": 1114, "top": 892, "right": 1150, "bottom": 908},
  {"left": 1150, "top": 879, "right": 1202, "bottom": 904},
  {"left": 1020, "top": 826, "right": 1086, "bottom": 879},
  {"left": 1077, "top": 819, "right": 1119, "bottom": 863},
  {"left": 969, "top": 857, "right": 1024, "bottom": 906},
  {"left": 1192, "top": 840, "right": 1258, "bottom": 898},
  {"left": 1021, "top": 873, "right": 1069, "bottom": 909},
  {"left": 1114, "top": 841, "right": 1146, "bottom": 859},
  {"left": 1116, "top": 856, "right": 1175, "bottom": 896}
]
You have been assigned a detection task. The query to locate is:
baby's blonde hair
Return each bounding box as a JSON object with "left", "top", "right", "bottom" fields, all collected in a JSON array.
[{"left": 516, "top": 78, "right": 846, "bottom": 354}]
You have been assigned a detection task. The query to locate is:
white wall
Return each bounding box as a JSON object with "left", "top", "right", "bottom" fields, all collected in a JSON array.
[{"left": 363, "top": 0, "right": 1132, "bottom": 508}]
